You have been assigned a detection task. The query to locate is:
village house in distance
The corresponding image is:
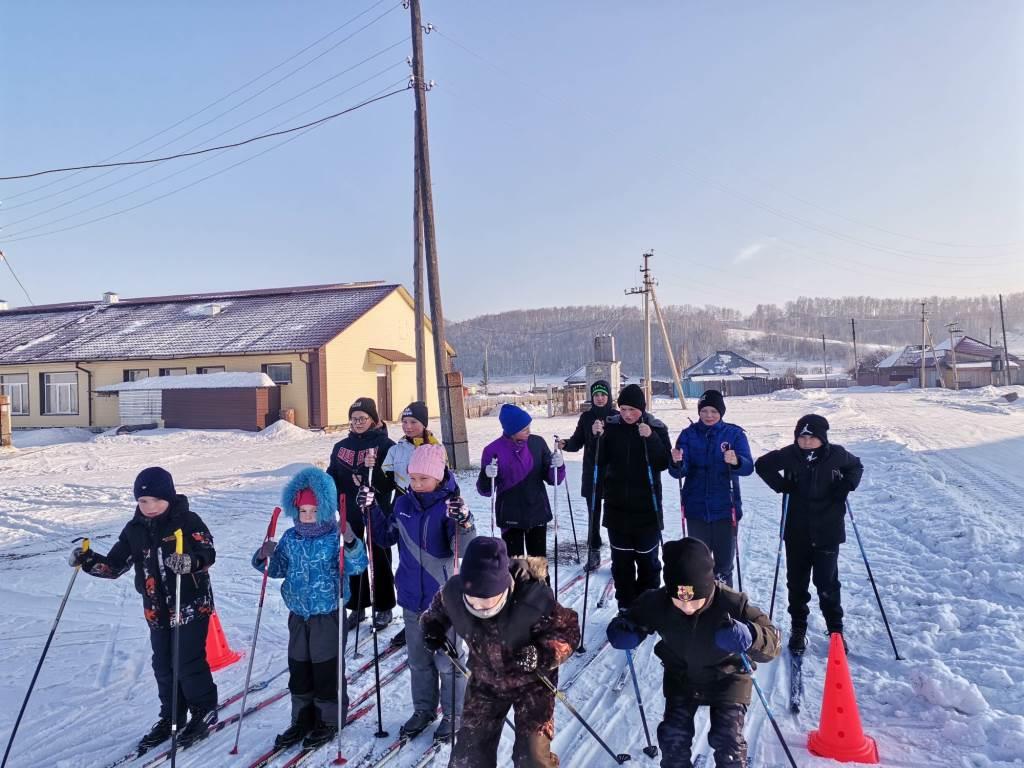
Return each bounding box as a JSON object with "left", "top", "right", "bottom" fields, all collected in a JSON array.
[{"left": 0, "top": 281, "right": 450, "bottom": 430}]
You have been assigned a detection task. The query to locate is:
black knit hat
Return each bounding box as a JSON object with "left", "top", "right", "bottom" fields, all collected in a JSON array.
[
  {"left": 401, "top": 401, "right": 429, "bottom": 428},
  {"left": 662, "top": 538, "right": 716, "bottom": 601},
  {"left": 134, "top": 467, "right": 176, "bottom": 503},
  {"left": 794, "top": 414, "right": 829, "bottom": 444},
  {"left": 460, "top": 537, "right": 513, "bottom": 598},
  {"left": 617, "top": 383, "right": 646, "bottom": 412},
  {"left": 698, "top": 389, "right": 726, "bottom": 417},
  {"left": 590, "top": 380, "right": 611, "bottom": 399},
  {"left": 349, "top": 397, "right": 380, "bottom": 425}
]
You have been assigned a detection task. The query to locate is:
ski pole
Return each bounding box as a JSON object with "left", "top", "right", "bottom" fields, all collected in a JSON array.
[
  {"left": 230, "top": 508, "right": 282, "bottom": 754},
  {"left": 170, "top": 528, "right": 184, "bottom": 768},
  {"left": 534, "top": 672, "right": 631, "bottom": 764},
  {"left": 451, "top": 519, "right": 460, "bottom": 747},
  {"left": 361, "top": 487, "right": 389, "bottom": 739},
  {"left": 351, "top": 569, "right": 366, "bottom": 659},
  {"left": 579, "top": 434, "right": 602, "bottom": 655},
  {"left": 334, "top": 495, "right": 349, "bottom": 765},
  {"left": 554, "top": 437, "right": 581, "bottom": 564},
  {"left": 488, "top": 457, "right": 498, "bottom": 536},
  {"left": 769, "top": 494, "right": 790, "bottom": 622},
  {"left": 442, "top": 639, "right": 514, "bottom": 733},
  {"left": 641, "top": 439, "right": 664, "bottom": 548},
  {"left": 721, "top": 442, "right": 742, "bottom": 592},
  {"left": 2, "top": 537, "right": 89, "bottom": 768},
  {"left": 739, "top": 653, "right": 798, "bottom": 768},
  {"left": 625, "top": 650, "right": 658, "bottom": 758},
  {"left": 846, "top": 500, "right": 902, "bottom": 660},
  {"left": 551, "top": 441, "right": 560, "bottom": 596},
  {"left": 678, "top": 477, "right": 687, "bottom": 538}
]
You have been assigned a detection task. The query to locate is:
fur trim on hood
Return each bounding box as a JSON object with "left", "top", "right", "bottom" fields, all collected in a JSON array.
[
  {"left": 510, "top": 556, "right": 549, "bottom": 584},
  {"left": 281, "top": 467, "right": 339, "bottom": 524}
]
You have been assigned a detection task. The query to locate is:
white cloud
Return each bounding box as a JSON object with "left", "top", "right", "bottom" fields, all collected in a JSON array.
[{"left": 735, "top": 241, "right": 767, "bottom": 263}]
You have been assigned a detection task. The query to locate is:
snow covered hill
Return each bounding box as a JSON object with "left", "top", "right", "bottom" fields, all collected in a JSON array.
[{"left": 2, "top": 386, "right": 1023, "bottom": 767}]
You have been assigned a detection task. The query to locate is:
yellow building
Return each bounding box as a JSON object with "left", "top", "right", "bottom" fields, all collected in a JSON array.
[{"left": 0, "top": 282, "right": 452, "bottom": 430}]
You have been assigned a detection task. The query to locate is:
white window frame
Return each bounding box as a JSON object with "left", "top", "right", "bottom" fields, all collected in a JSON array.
[
  {"left": 0, "top": 373, "right": 29, "bottom": 415},
  {"left": 197, "top": 366, "right": 226, "bottom": 374},
  {"left": 159, "top": 367, "right": 187, "bottom": 376},
  {"left": 262, "top": 363, "right": 292, "bottom": 384},
  {"left": 42, "top": 372, "right": 78, "bottom": 415},
  {"left": 124, "top": 368, "right": 150, "bottom": 382}
]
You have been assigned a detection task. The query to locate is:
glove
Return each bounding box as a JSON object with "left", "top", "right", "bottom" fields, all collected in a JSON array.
[
  {"left": 778, "top": 478, "right": 796, "bottom": 495},
  {"left": 446, "top": 496, "right": 470, "bottom": 524},
  {"left": 356, "top": 485, "right": 375, "bottom": 509},
  {"left": 714, "top": 618, "right": 753, "bottom": 655},
  {"left": 165, "top": 553, "right": 194, "bottom": 575},
  {"left": 830, "top": 476, "right": 853, "bottom": 500},
  {"left": 422, "top": 621, "right": 447, "bottom": 652},
  {"left": 514, "top": 644, "right": 539, "bottom": 672},
  {"left": 342, "top": 521, "right": 357, "bottom": 546},
  {"left": 607, "top": 616, "right": 644, "bottom": 650},
  {"left": 550, "top": 451, "right": 564, "bottom": 469},
  {"left": 68, "top": 547, "right": 87, "bottom": 568},
  {"left": 484, "top": 460, "right": 498, "bottom": 479},
  {"left": 258, "top": 540, "right": 277, "bottom": 561}
]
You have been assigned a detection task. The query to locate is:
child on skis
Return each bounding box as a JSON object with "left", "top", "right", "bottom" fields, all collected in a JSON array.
[
  {"left": 68, "top": 467, "right": 219, "bottom": 754},
  {"left": 477, "top": 403, "right": 564, "bottom": 558},
  {"left": 420, "top": 537, "right": 580, "bottom": 767},
  {"left": 382, "top": 400, "right": 444, "bottom": 494},
  {"left": 368, "top": 443, "right": 475, "bottom": 742},
  {"left": 252, "top": 467, "right": 368, "bottom": 750},
  {"left": 557, "top": 379, "right": 618, "bottom": 572},
  {"left": 607, "top": 538, "right": 781, "bottom": 768},
  {"left": 754, "top": 413, "right": 863, "bottom": 653}
]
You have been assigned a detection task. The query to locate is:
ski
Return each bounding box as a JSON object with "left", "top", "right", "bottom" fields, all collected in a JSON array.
[
  {"left": 595, "top": 576, "right": 616, "bottom": 609},
  {"left": 789, "top": 649, "right": 805, "bottom": 714},
  {"left": 409, "top": 740, "right": 447, "bottom": 768}
]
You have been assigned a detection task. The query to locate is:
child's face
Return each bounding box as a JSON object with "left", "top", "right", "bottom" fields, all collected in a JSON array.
[
  {"left": 511, "top": 426, "right": 530, "bottom": 442},
  {"left": 350, "top": 411, "right": 372, "bottom": 434},
  {"left": 797, "top": 435, "right": 823, "bottom": 450},
  {"left": 620, "top": 405, "right": 642, "bottom": 424},
  {"left": 671, "top": 596, "right": 707, "bottom": 615},
  {"left": 137, "top": 496, "right": 170, "bottom": 518},
  {"left": 699, "top": 407, "right": 721, "bottom": 426},
  {"left": 298, "top": 504, "right": 319, "bottom": 523},
  {"left": 592, "top": 392, "right": 609, "bottom": 408},
  {"left": 409, "top": 472, "right": 440, "bottom": 494},
  {"left": 402, "top": 417, "right": 424, "bottom": 439},
  {"left": 465, "top": 592, "right": 505, "bottom": 612}
]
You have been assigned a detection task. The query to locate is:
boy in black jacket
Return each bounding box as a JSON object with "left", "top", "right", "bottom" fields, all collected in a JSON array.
[
  {"left": 607, "top": 538, "right": 780, "bottom": 768},
  {"left": 68, "top": 467, "right": 218, "bottom": 754},
  {"left": 754, "top": 414, "right": 864, "bottom": 651}
]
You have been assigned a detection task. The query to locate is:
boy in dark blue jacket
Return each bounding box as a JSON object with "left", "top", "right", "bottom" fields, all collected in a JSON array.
[
  {"left": 668, "top": 390, "right": 753, "bottom": 587},
  {"left": 370, "top": 444, "right": 476, "bottom": 742}
]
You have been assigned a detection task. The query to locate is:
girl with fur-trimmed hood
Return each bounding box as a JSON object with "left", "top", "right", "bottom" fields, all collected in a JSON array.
[{"left": 252, "top": 467, "right": 368, "bottom": 751}]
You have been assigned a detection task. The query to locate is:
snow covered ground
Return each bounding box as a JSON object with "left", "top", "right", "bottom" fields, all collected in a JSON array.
[{"left": 2, "top": 386, "right": 1023, "bottom": 767}]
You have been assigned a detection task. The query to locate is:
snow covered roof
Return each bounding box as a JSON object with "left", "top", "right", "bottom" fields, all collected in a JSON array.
[
  {"left": 564, "top": 365, "right": 628, "bottom": 385},
  {"left": 683, "top": 351, "right": 770, "bottom": 379},
  {"left": 689, "top": 374, "right": 745, "bottom": 382},
  {"left": 0, "top": 282, "right": 399, "bottom": 364},
  {"left": 934, "top": 335, "right": 1003, "bottom": 359},
  {"left": 97, "top": 372, "right": 277, "bottom": 392},
  {"left": 877, "top": 345, "right": 943, "bottom": 369}
]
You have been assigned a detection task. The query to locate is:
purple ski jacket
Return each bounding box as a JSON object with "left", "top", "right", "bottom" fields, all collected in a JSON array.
[{"left": 476, "top": 434, "right": 564, "bottom": 530}]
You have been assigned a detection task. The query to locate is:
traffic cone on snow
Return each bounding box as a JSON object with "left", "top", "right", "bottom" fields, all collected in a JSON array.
[
  {"left": 808, "top": 633, "right": 880, "bottom": 763},
  {"left": 206, "top": 611, "right": 243, "bottom": 671}
]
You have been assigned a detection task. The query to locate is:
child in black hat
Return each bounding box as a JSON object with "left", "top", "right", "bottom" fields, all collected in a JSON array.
[
  {"left": 607, "top": 538, "right": 780, "bottom": 767},
  {"left": 754, "top": 414, "right": 864, "bottom": 653}
]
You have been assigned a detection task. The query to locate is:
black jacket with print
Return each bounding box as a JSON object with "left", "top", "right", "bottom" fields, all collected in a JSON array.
[{"left": 80, "top": 495, "right": 216, "bottom": 629}]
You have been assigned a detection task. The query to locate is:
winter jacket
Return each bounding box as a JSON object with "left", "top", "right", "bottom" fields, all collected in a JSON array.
[
  {"left": 252, "top": 527, "right": 368, "bottom": 620},
  {"left": 80, "top": 496, "right": 215, "bottom": 629},
  {"left": 382, "top": 430, "right": 443, "bottom": 493},
  {"left": 755, "top": 443, "right": 864, "bottom": 548},
  {"left": 327, "top": 425, "right": 396, "bottom": 537},
  {"left": 597, "top": 413, "right": 672, "bottom": 531},
  {"left": 561, "top": 403, "right": 618, "bottom": 501},
  {"left": 370, "top": 470, "right": 475, "bottom": 613},
  {"left": 421, "top": 558, "right": 579, "bottom": 691},
  {"left": 607, "top": 585, "right": 781, "bottom": 705},
  {"left": 476, "top": 434, "right": 564, "bottom": 530},
  {"left": 668, "top": 420, "right": 754, "bottom": 523}
]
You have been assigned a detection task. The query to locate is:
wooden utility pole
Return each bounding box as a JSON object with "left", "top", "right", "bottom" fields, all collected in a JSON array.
[
  {"left": 946, "top": 321, "right": 961, "bottom": 391},
  {"left": 850, "top": 318, "right": 859, "bottom": 377},
  {"left": 821, "top": 334, "right": 828, "bottom": 388},
  {"left": 482, "top": 342, "right": 490, "bottom": 395},
  {"left": 920, "top": 302, "right": 928, "bottom": 388},
  {"left": 409, "top": 0, "right": 469, "bottom": 467},
  {"left": 413, "top": 119, "right": 427, "bottom": 403},
  {"left": 625, "top": 251, "right": 654, "bottom": 406},
  {"left": 650, "top": 286, "right": 688, "bottom": 410},
  {"left": 999, "top": 294, "right": 1011, "bottom": 386}
]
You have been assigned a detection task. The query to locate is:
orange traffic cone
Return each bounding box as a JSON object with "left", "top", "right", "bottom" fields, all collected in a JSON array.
[
  {"left": 808, "top": 633, "right": 880, "bottom": 763},
  {"left": 206, "top": 611, "right": 243, "bottom": 672}
]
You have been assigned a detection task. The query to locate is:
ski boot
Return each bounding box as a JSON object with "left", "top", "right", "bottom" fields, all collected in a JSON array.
[
  {"left": 389, "top": 627, "right": 407, "bottom": 649},
  {"left": 274, "top": 706, "right": 315, "bottom": 750},
  {"left": 302, "top": 721, "right": 338, "bottom": 750},
  {"left": 373, "top": 609, "right": 392, "bottom": 631},
  {"left": 345, "top": 609, "right": 365, "bottom": 632},
  {"left": 788, "top": 626, "right": 807, "bottom": 655},
  {"left": 137, "top": 717, "right": 174, "bottom": 753},
  {"left": 178, "top": 708, "right": 217, "bottom": 749},
  {"left": 584, "top": 548, "right": 601, "bottom": 573},
  {"left": 433, "top": 715, "right": 460, "bottom": 743},
  {"left": 399, "top": 709, "right": 436, "bottom": 739}
]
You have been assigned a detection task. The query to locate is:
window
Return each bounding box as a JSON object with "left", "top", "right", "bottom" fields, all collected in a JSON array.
[
  {"left": 123, "top": 369, "right": 150, "bottom": 382},
  {"left": 40, "top": 372, "right": 78, "bottom": 415},
  {"left": 0, "top": 373, "right": 29, "bottom": 415},
  {"left": 197, "top": 366, "right": 225, "bottom": 374},
  {"left": 262, "top": 363, "right": 292, "bottom": 384},
  {"left": 159, "top": 367, "right": 187, "bottom": 376}
]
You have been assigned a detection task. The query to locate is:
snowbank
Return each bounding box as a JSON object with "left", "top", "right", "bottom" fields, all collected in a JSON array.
[
  {"left": 10, "top": 427, "right": 97, "bottom": 448},
  {"left": 256, "top": 419, "right": 316, "bottom": 441}
]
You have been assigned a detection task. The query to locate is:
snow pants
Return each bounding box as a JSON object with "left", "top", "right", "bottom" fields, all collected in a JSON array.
[
  {"left": 501, "top": 524, "right": 547, "bottom": 558},
  {"left": 287, "top": 611, "right": 347, "bottom": 726},
  {"left": 607, "top": 526, "right": 662, "bottom": 610},
  {"left": 403, "top": 608, "right": 465, "bottom": 721},
  {"left": 586, "top": 497, "right": 603, "bottom": 550},
  {"left": 450, "top": 677, "right": 558, "bottom": 768},
  {"left": 346, "top": 542, "right": 396, "bottom": 614},
  {"left": 785, "top": 537, "right": 843, "bottom": 633},
  {"left": 149, "top": 616, "right": 217, "bottom": 723},
  {"left": 658, "top": 696, "right": 747, "bottom": 768},
  {"left": 687, "top": 517, "right": 736, "bottom": 588}
]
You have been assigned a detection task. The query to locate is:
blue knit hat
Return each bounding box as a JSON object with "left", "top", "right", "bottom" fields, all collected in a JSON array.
[
  {"left": 498, "top": 403, "right": 532, "bottom": 436},
  {"left": 134, "top": 467, "right": 176, "bottom": 503}
]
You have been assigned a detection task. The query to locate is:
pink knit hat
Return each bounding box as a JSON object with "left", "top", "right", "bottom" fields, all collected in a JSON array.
[{"left": 408, "top": 443, "right": 447, "bottom": 481}]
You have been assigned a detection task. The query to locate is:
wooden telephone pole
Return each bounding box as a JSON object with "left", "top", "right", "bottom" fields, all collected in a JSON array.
[
  {"left": 946, "top": 321, "right": 962, "bottom": 391},
  {"left": 999, "top": 294, "right": 1011, "bottom": 386},
  {"left": 920, "top": 302, "right": 928, "bottom": 388},
  {"left": 413, "top": 122, "right": 427, "bottom": 402},
  {"left": 850, "top": 318, "right": 859, "bottom": 377},
  {"left": 625, "top": 251, "right": 655, "bottom": 406}
]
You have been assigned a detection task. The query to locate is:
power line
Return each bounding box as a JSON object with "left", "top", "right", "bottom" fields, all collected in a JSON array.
[{"left": 0, "top": 250, "right": 34, "bottom": 305}]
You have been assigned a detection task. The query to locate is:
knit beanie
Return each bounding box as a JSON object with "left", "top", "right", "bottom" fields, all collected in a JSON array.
[
  {"left": 617, "top": 383, "right": 646, "bottom": 412},
  {"left": 295, "top": 488, "right": 317, "bottom": 508},
  {"left": 407, "top": 443, "right": 447, "bottom": 482},
  {"left": 794, "top": 414, "right": 829, "bottom": 444},
  {"left": 460, "top": 537, "right": 513, "bottom": 598},
  {"left": 662, "top": 538, "right": 716, "bottom": 601},
  {"left": 134, "top": 467, "right": 176, "bottom": 503},
  {"left": 698, "top": 389, "right": 726, "bottom": 417},
  {"left": 349, "top": 397, "right": 380, "bottom": 424},
  {"left": 401, "top": 400, "right": 429, "bottom": 428},
  {"left": 590, "top": 380, "right": 611, "bottom": 399},
  {"left": 498, "top": 403, "right": 532, "bottom": 436}
]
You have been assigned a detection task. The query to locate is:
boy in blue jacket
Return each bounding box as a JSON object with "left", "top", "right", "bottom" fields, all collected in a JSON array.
[
  {"left": 370, "top": 443, "right": 476, "bottom": 742},
  {"left": 668, "top": 390, "right": 753, "bottom": 587},
  {"left": 252, "top": 467, "right": 368, "bottom": 750}
]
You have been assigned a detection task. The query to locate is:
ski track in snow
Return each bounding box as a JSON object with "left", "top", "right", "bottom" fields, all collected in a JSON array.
[{"left": 2, "top": 387, "right": 1024, "bottom": 767}]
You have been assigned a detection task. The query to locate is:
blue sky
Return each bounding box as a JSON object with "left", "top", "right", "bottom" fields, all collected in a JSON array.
[{"left": 2, "top": 1, "right": 1022, "bottom": 319}]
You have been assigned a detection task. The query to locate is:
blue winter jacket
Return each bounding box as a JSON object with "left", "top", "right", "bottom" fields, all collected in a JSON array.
[
  {"left": 370, "top": 471, "right": 476, "bottom": 613},
  {"left": 668, "top": 420, "right": 753, "bottom": 523},
  {"left": 252, "top": 527, "right": 368, "bottom": 620}
]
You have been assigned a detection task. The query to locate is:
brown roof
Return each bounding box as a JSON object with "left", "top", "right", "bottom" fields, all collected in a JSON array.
[{"left": 368, "top": 348, "right": 417, "bottom": 363}]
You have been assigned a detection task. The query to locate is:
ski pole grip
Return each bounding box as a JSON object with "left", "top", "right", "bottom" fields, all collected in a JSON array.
[
  {"left": 267, "top": 507, "right": 282, "bottom": 540},
  {"left": 174, "top": 529, "right": 184, "bottom": 555},
  {"left": 82, "top": 538, "right": 90, "bottom": 553}
]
